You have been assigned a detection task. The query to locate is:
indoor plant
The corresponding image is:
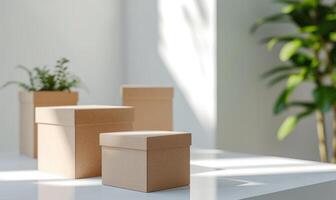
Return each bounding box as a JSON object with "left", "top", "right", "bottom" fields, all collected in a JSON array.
[
  {"left": 2, "top": 58, "right": 80, "bottom": 158},
  {"left": 252, "top": 0, "right": 336, "bottom": 162}
]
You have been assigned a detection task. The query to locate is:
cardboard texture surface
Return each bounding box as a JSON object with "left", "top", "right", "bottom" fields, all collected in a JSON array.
[
  {"left": 19, "top": 92, "right": 78, "bottom": 158},
  {"left": 100, "top": 131, "right": 191, "bottom": 192},
  {"left": 36, "top": 106, "right": 134, "bottom": 179},
  {"left": 122, "top": 86, "right": 174, "bottom": 131}
]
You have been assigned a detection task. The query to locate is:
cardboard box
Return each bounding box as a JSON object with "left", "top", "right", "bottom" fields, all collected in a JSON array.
[
  {"left": 100, "top": 131, "right": 191, "bottom": 192},
  {"left": 36, "top": 105, "right": 134, "bottom": 179},
  {"left": 19, "top": 91, "right": 78, "bottom": 158},
  {"left": 122, "top": 86, "right": 174, "bottom": 131}
]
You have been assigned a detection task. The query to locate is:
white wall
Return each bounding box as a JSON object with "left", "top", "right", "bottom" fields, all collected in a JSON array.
[
  {"left": 0, "top": 0, "right": 123, "bottom": 152},
  {"left": 1, "top": 0, "right": 322, "bottom": 160},
  {"left": 217, "top": 0, "right": 320, "bottom": 161},
  {"left": 122, "top": 0, "right": 217, "bottom": 148}
]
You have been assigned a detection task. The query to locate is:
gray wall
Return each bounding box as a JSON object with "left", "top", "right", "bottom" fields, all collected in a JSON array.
[
  {"left": 0, "top": 0, "right": 123, "bottom": 152},
  {"left": 217, "top": 0, "right": 320, "bottom": 161}
]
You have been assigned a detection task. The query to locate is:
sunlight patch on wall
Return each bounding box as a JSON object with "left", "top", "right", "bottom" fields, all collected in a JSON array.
[{"left": 158, "top": 0, "right": 216, "bottom": 142}]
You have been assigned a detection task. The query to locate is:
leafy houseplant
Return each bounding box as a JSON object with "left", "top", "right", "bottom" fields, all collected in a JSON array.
[
  {"left": 3, "top": 58, "right": 80, "bottom": 91},
  {"left": 252, "top": 0, "right": 336, "bottom": 162},
  {"left": 2, "top": 58, "right": 80, "bottom": 158}
]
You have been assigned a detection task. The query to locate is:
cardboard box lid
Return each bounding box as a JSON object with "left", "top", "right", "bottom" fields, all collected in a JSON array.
[
  {"left": 122, "top": 86, "right": 174, "bottom": 100},
  {"left": 100, "top": 131, "right": 191, "bottom": 150},
  {"left": 35, "top": 105, "right": 134, "bottom": 126}
]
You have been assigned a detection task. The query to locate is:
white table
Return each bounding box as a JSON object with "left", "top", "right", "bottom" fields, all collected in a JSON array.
[{"left": 1, "top": 149, "right": 336, "bottom": 200}]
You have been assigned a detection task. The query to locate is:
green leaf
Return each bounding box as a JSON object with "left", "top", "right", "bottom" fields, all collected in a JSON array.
[
  {"left": 330, "top": 32, "right": 336, "bottom": 41},
  {"left": 332, "top": 73, "right": 336, "bottom": 83},
  {"left": 267, "top": 38, "right": 280, "bottom": 50},
  {"left": 313, "top": 86, "right": 336, "bottom": 112},
  {"left": 290, "top": 53, "right": 316, "bottom": 66},
  {"left": 282, "top": 4, "right": 296, "bottom": 14},
  {"left": 277, "top": 108, "right": 314, "bottom": 140},
  {"left": 330, "top": 46, "right": 336, "bottom": 65},
  {"left": 280, "top": 40, "right": 302, "bottom": 61},
  {"left": 302, "top": 0, "right": 319, "bottom": 7},
  {"left": 273, "top": 73, "right": 305, "bottom": 114},
  {"left": 262, "top": 66, "right": 296, "bottom": 78},
  {"left": 268, "top": 73, "right": 291, "bottom": 86},
  {"left": 1, "top": 81, "right": 34, "bottom": 91},
  {"left": 251, "top": 13, "right": 288, "bottom": 33},
  {"left": 262, "top": 35, "right": 303, "bottom": 50},
  {"left": 16, "top": 65, "right": 36, "bottom": 91},
  {"left": 277, "top": 115, "right": 299, "bottom": 140},
  {"left": 287, "top": 101, "right": 315, "bottom": 108},
  {"left": 274, "top": 0, "right": 299, "bottom": 4},
  {"left": 300, "top": 25, "right": 318, "bottom": 33}
]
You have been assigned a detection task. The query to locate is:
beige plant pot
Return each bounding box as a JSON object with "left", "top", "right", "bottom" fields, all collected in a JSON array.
[{"left": 19, "top": 91, "right": 78, "bottom": 158}]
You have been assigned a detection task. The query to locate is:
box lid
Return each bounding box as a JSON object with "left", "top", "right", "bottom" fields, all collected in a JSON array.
[
  {"left": 35, "top": 105, "right": 134, "bottom": 126},
  {"left": 122, "top": 86, "right": 174, "bottom": 100},
  {"left": 100, "top": 131, "right": 191, "bottom": 150}
]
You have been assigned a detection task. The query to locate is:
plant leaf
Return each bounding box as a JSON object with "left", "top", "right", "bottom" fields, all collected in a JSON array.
[
  {"left": 268, "top": 73, "right": 292, "bottom": 86},
  {"left": 277, "top": 115, "right": 299, "bottom": 140},
  {"left": 273, "top": 73, "right": 305, "bottom": 114},
  {"left": 262, "top": 66, "right": 296, "bottom": 79},
  {"left": 251, "top": 13, "right": 288, "bottom": 33},
  {"left": 16, "top": 65, "right": 36, "bottom": 91},
  {"left": 280, "top": 40, "right": 302, "bottom": 61},
  {"left": 313, "top": 86, "right": 336, "bottom": 112},
  {"left": 1, "top": 81, "right": 33, "bottom": 91},
  {"left": 277, "top": 108, "right": 314, "bottom": 140}
]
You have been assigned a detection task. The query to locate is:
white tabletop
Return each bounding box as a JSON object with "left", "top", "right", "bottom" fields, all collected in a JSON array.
[{"left": 1, "top": 149, "right": 336, "bottom": 200}]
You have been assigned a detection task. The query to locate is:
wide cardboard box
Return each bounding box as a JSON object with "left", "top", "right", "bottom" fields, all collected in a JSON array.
[
  {"left": 122, "top": 86, "right": 174, "bottom": 131},
  {"left": 36, "top": 105, "right": 134, "bottom": 179},
  {"left": 19, "top": 91, "right": 78, "bottom": 158},
  {"left": 100, "top": 131, "right": 191, "bottom": 192}
]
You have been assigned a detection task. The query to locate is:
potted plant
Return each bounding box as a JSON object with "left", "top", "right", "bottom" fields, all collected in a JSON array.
[
  {"left": 251, "top": 0, "right": 336, "bottom": 162},
  {"left": 2, "top": 58, "right": 81, "bottom": 158}
]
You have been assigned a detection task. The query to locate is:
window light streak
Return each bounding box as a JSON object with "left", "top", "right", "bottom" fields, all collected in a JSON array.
[
  {"left": 37, "top": 178, "right": 101, "bottom": 187},
  {"left": 192, "top": 164, "right": 336, "bottom": 177},
  {"left": 0, "top": 170, "right": 63, "bottom": 181},
  {"left": 190, "top": 157, "right": 312, "bottom": 169}
]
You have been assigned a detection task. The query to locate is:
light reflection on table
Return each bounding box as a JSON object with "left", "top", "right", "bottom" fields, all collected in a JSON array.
[{"left": 1, "top": 149, "right": 336, "bottom": 200}]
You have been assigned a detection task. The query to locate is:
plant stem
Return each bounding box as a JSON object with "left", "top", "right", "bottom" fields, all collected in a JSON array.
[{"left": 316, "top": 110, "right": 329, "bottom": 162}]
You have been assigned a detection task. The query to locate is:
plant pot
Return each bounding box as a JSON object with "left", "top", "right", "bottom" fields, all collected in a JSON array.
[{"left": 19, "top": 91, "right": 78, "bottom": 158}]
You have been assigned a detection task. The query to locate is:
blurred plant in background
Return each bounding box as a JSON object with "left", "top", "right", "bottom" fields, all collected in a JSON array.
[
  {"left": 2, "top": 58, "right": 81, "bottom": 92},
  {"left": 252, "top": 0, "right": 336, "bottom": 162}
]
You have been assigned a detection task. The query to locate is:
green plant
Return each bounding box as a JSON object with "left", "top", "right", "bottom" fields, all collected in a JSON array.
[
  {"left": 2, "top": 58, "right": 81, "bottom": 92},
  {"left": 252, "top": 0, "right": 336, "bottom": 162}
]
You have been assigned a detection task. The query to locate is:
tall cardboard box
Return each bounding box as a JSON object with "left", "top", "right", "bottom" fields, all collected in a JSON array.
[
  {"left": 36, "top": 105, "right": 134, "bottom": 179},
  {"left": 122, "top": 86, "right": 174, "bottom": 131},
  {"left": 19, "top": 91, "right": 78, "bottom": 158},
  {"left": 100, "top": 131, "right": 191, "bottom": 192}
]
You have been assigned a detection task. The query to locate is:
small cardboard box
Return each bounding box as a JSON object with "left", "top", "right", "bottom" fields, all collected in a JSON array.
[
  {"left": 19, "top": 91, "right": 78, "bottom": 158},
  {"left": 122, "top": 86, "right": 174, "bottom": 131},
  {"left": 36, "top": 105, "right": 134, "bottom": 179},
  {"left": 100, "top": 131, "right": 191, "bottom": 192}
]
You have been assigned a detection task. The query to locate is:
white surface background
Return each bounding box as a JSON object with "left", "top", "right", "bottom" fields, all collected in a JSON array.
[
  {"left": 0, "top": 0, "right": 124, "bottom": 152},
  {"left": 2, "top": 149, "right": 336, "bottom": 200},
  {"left": 0, "top": 0, "right": 327, "bottom": 161}
]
